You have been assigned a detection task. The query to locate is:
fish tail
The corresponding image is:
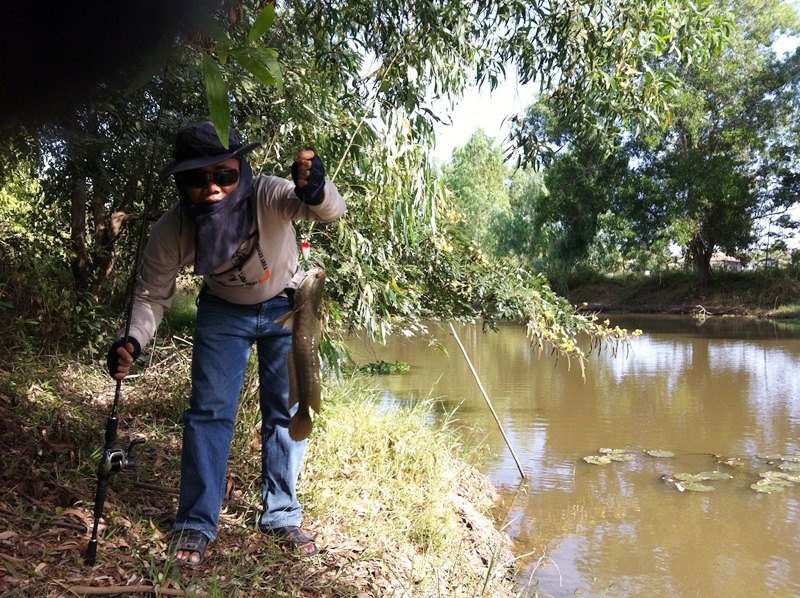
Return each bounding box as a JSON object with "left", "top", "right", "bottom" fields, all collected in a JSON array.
[
  {"left": 288, "top": 409, "right": 313, "bottom": 441},
  {"left": 309, "top": 390, "right": 321, "bottom": 413}
]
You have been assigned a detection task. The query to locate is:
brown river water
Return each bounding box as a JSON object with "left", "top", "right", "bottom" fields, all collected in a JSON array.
[{"left": 346, "top": 315, "right": 800, "bottom": 597}]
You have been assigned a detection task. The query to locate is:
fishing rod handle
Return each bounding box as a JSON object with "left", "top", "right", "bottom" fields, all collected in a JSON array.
[{"left": 85, "top": 473, "right": 110, "bottom": 565}]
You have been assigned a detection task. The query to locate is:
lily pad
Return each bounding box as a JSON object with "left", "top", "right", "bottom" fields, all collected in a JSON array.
[
  {"left": 751, "top": 479, "right": 788, "bottom": 494},
  {"left": 583, "top": 455, "right": 613, "bottom": 465},
  {"left": 751, "top": 470, "right": 800, "bottom": 494},
  {"left": 645, "top": 450, "right": 675, "bottom": 458},
  {"left": 760, "top": 471, "right": 800, "bottom": 483},
  {"left": 609, "top": 453, "right": 635, "bottom": 462},
  {"left": 672, "top": 471, "right": 732, "bottom": 483},
  {"left": 665, "top": 470, "right": 733, "bottom": 493},
  {"left": 717, "top": 456, "right": 748, "bottom": 469},
  {"left": 595, "top": 448, "right": 635, "bottom": 461},
  {"left": 675, "top": 481, "right": 715, "bottom": 492},
  {"left": 697, "top": 471, "right": 734, "bottom": 481},
  {"left": 778, "top": 462, "right": 800, "bottom": 472}
]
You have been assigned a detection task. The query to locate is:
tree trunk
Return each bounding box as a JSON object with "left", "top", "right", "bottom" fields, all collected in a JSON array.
[
  {"left": 689, "top": 236, "right": 714, "bottom": 288},
  {"left": 695, "top": 251, "right": 712, "bottom": 287},
  {"left": 70, "top": 176, "right": 92, "bottom": 288}
]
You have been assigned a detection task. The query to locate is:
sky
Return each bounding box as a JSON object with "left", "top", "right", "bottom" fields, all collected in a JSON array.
[
  {"left": 432, "top": 35, "right": 800, "bottom": 164},
  {"left": 431, "top": 68, "right": 536, "bottom": 163}
]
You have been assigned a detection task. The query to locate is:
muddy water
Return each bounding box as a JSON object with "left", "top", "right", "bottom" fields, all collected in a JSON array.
[{"left": 346, "top": 316, "right": 800, "bottom": 597}]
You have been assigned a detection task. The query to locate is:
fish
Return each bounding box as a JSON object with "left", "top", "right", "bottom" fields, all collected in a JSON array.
[{"left": 276, "top": 266, "right": 326, "bottom": 441}]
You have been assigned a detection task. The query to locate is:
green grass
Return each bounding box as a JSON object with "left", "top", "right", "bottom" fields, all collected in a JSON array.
[
  {"left": 765, "top": 303, "right": 800, "bottom": 320},
  {"left": 0, "top": 344, "right": 516, "bottom": 596},
  {"left": 160, "top": 287, "right": 200, "bottom": 338}
]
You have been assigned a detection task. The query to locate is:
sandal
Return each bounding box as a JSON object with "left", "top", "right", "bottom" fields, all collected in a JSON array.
[
  {"left": 262, "top": 525, "right": 319, "bottom": 556},
  {"left": 169, "top": 529, "right": 210, "bottom": 566}
]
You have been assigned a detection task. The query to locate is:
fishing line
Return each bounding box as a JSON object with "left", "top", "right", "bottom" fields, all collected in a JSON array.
[
  {"left": 449, "top": 322, "right": 527, "bottom": 480},
  {"left": 85, "top": 61, "right": 170, "bottom": 565}
]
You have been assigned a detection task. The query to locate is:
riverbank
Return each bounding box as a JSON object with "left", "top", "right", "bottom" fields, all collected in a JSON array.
[
  {"left": 0, "top": 349, "right": 517, "bottom": 596},
  {"left": 563, "top": 268, "right": 800, "bottom": 319}
]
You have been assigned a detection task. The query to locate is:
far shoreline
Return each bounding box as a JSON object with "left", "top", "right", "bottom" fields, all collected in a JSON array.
[{"left": 561, "top": 268, "right": 800, "bottom": 322}]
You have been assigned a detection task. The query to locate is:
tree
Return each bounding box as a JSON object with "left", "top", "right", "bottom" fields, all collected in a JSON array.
[
  {"left": 635, "top": 0, "right": 800, "bottom": 285},
  {"left": 260, "top": 0, "right": 732, "bottom": 164},
  {"left": 0, "top": 132, "right": 40, "bottom": 239},
  {"left": 509, "top": 0, "right": 800, "bottom": 286},
  {"left": 4, "top": 0, "right": 733, "bottom": 359},
  {"left": 499, "top": 100, "right": 635, "bottom": 285},
  {"left": 441, "top": 131, "right": 510, "bottom": 253},
  {"left": 31, "top": 73, "right": 208, "bottom": 291},
  {"left": 494, "top": 167, "right": 549, "bottom": 264},
  {"left": 15, "top": 0, "right": 733, "bottom": 283}
]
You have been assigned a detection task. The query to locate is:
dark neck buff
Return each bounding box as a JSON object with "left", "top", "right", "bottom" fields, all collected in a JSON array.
[{"left": 181, "top": 160, "right": 255, "bottom": 275}]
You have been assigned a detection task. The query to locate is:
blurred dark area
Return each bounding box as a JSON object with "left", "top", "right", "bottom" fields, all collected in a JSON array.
[{"left": 1, "top": 1, "right": 216, "bottom": 132}]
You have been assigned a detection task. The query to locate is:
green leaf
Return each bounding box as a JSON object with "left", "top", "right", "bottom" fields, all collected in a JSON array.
[
  {"left": 202, "top": 54, "right": 230, "bottom": 148},
  {"left": 676, "top": 481, "right": 715, "bottom": 492},
  {"left": 596, "top": 447, "right": 635, "bottom": 461},
  {"left": 200, "top": 18, "right": 233, "bottom": 46},
  {"left": 230, "top": 47, "right": 283, "bottom": 94},
  {"left": 673, "top": 471, "right": 732, "bottom": 482},
  {"left": 695, "top": 471, "right": 734, "bottom": 481},
  {"left": 751, "top": 479, "right": 789, "bottom": 494},
  {"left": 761, "top": 471, "right": 800, "bottom": 484},
  {"left": 583, "top": 455, "right": 612, "bottom": 465},
  {"left": 247, "top": 4, "right": 276, "bottom": 45},
  {"left": 645, "top": 450, "right": 675, "bottom": 458}
]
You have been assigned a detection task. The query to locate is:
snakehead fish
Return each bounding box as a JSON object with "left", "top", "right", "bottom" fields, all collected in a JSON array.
[{"left": 276, "top": 267, "right": 325, "bottom": 441}]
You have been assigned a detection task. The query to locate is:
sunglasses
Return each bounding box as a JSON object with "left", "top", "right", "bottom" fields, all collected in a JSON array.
[{"left": 178, "top": 168, "right": 240, "bottom": 188}]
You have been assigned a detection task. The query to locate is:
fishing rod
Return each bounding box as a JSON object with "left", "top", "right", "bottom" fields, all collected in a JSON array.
[
  {"left": 85, "top": 71, "right": 168, "bottom": 566},
  {"left": 448, "top": 322, "right": 526, "bottom": 480}
]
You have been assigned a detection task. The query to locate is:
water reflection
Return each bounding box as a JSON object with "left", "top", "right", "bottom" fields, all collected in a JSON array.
[{"left": 346, "top": 317, "right": 800, "bottom": 596}]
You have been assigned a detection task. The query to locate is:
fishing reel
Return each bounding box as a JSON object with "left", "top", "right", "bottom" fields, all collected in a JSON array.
[{"left": 98, "top": 437, "right": 146, "bottom": 476}]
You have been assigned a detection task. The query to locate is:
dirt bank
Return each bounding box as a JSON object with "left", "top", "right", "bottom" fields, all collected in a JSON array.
[{"left": 563, "top": 270, "right": 800, "bottom": 318}]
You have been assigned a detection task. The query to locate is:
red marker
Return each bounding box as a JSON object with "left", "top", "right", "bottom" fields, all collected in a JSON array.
[{"left": 301, "top": 241, "right": 311, "bottom": 260}]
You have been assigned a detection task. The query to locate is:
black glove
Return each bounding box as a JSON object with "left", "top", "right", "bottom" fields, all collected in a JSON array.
[
  {"left": 291, "top": 154, "right": 326, "bottom": 205},
  {"left": 106, "top": 337, "right": 142, "bottom": 378}
]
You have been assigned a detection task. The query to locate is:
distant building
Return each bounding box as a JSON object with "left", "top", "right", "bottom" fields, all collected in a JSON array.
[
  {"left": 709, "top": 252, "right": 744, "bottom": 271},
  {"left": 756, "top": 257, "right": 779, "bottom": 268}
]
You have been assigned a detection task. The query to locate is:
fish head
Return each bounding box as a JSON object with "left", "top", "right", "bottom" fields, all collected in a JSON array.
[
  {"left": 304, "top": 266, "right": 326, "bottom": 285},
  {"left": 295, "top": 266, "right": 326, "bottom": 313}
]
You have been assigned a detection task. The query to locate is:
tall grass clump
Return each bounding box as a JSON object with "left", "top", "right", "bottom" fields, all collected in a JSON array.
[
  {"left": 298, "top": 376, "right": 516, "bottom": 595},
  {"left": 308, "top": 385, "right": 459, "bottom": 551}
]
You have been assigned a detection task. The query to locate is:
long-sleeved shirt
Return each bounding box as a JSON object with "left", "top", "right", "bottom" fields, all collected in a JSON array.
[{"left": 125, "top": 176, "right": 346, "bottom": 348}]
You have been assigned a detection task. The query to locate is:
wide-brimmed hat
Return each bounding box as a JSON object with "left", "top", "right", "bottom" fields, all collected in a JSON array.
[{"left": 160, "top": 121, "right": 261, "bottom": 180}]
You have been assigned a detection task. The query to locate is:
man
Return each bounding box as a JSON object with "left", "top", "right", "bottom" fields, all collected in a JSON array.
[{"left": 107, "top": 121, "right": 346, "bottom": 565}]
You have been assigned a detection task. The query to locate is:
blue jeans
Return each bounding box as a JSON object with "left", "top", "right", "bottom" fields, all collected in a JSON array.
[{"left": 173, "top": 292, "right": 307, "bottom": 541}]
